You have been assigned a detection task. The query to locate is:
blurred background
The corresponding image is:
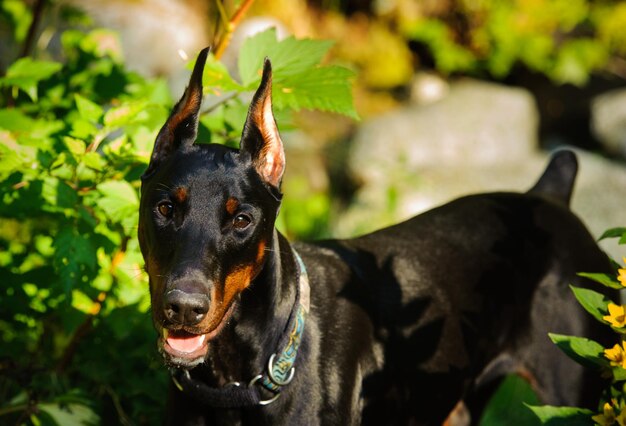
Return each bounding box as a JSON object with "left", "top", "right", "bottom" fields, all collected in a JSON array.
[{"left": 0, "top": 0, "right": 625, "bottom": 423}]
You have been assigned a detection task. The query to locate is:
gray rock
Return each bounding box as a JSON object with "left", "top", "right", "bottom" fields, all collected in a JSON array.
[
  {"left": 349, "top": 78, "right": 539, "bottom": 186},
  {"left": 591, "top": 87, "right": 626, "bottom": 158}
]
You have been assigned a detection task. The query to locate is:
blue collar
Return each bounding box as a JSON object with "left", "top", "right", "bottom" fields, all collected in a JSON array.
[{"left": 259, "top": 248, "right": 309, "bottom": 393}]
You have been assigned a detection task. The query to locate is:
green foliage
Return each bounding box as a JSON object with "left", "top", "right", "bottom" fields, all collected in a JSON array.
[
  {"left": 401, "top": 0, "right": 626, "bottom": 85},
  {"left": 530, "top": 232, "right": 626, "bottom": 425},
  {"left": 0, "top": 26, "right": 168, "bottom": 424},
  {"left": 0, "top": 10, "right": 356, "bottom": 424}
]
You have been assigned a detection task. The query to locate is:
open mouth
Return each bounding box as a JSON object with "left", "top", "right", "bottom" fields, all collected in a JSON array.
[
  {"left": 159, "top": 301, "right": 237, "bottom": 367},
  {"left": 164, "top": 329, "right": 208, "bottom": 355}
]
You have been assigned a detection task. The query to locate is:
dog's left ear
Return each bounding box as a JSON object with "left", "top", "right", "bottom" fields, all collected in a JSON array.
[
  {"left": 144, "top": 47, "right": 209, "bottom": 177},
  {"left": 240, "top": 58, "right": 285, "bottom": 189}
]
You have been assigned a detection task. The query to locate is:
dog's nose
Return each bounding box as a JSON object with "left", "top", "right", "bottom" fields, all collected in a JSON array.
[{"left": 164, "top": 289, "right": 210, "bottom": 326}]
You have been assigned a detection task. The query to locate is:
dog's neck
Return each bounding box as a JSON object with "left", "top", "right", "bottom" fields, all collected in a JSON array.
[{"left": 194, "top": 230, "right": 299, "bottom": 387}]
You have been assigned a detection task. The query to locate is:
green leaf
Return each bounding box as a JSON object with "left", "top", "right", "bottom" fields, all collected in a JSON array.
[
  {"left": 82, "top": 152, "right": 106, "bottom": 171},
  {"left": 38, "top": 402, "right": 99, "bottom": 426},
  {"left": 0, "top": 107, "right": 37, "bottom": 131},
  {"left": 1, "top": 0, "right": 33, "bottom": 42},
  {"left": 599, "top": 227, "right": 626, "bottom": 241},
  {"left": 614, "top": 366, "right": 626, "bottom": 381},
  {"left": 0, "top": 57, "right": 62, "bottom": 101},
  {"left": 273, "top": 66, "right": 358, "bottom": 119},
  {"left": 202, "top": 54, "right": 243, "bottom": 94},
  {"left": 527, "top": 405, "right": 594, "bottom": 425},
  {"left": 42, "top": 177, "right": 79, "bottom": 210},
  {"left": 570, "top": 285, "right": 613, "bottom": 323},
  {"left": 479, "top": 374, "right": 540, "bottom": 426},
  {"left": 0, "top": 108, "right": 64, "bottom": 137},
  {"left": 598, "top": 227, "right": 626, "bottom": 245},
  {"left": 237, "top": 28, "right": 358, "bottom": 119},
  {"left": 104, "top": 101, "right": 148, "bottom": 128},
  {"left": 239, "top": 28, "right": 334, "bottom": 86},
  {"left": 96, "top": 180, "right": 139, "bottom": 230},
  {"left": 64, "top": 137, "right": 87, "bottom": 157},
  {"left": 578, "top": 272, "right": 623, "bottom": 290},
  {"left": 53, "top": 227, "right": 98, "bottom": 294},
  {"left": 75, "top": 94, "right": 103, "bottom": 122},
  {"left": 548, "top": 333, "right": 608, "bottom": 370}
]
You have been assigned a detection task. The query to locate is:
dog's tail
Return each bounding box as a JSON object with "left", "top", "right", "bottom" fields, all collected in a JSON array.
[{"left": 527, "top": 149, "right": 578, "bottom": 206}]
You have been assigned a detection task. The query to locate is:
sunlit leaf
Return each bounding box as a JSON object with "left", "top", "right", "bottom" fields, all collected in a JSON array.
[
  {"left": 578, "top": 272, "right": 623, "bottom": 290},
  {"left": 96, "top": 180, "right": 139, "bottom": 231},
  {"left": 237, "top": 28, "right": 357, "bottom": 119},
  {"left": 75, "top": 94, "right": 103, "bottom": 123},
  {"left": 0, "top": 57, "right": 62, "bottom": 101},
  {"left": 53, "top": 227, "right": 98, "bottom": 294},
  {"left": 202, "top": 54, "right": 243, "bottom": 94},
  {"left": 548, "top": 333, "right": 608, "bottom": 370},
  {"left": 238, "top": 28, "right": 334, "bottom": 86},
  {"left": 570, "top": 285, "right": 613, "bottom": 323},
  {"left": 527, "top": 405, "right": 593, "bottom": 425},
  {"left": 38, "top": 402, "right": 99, "bottom": 426}
]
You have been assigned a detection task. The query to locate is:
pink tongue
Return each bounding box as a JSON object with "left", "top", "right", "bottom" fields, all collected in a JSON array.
[{"left": 167, "top": 334, "right": 205, "bottom": 353}]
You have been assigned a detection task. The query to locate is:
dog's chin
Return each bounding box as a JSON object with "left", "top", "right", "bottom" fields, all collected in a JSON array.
[{"left": 157, "top": 302, "right": 237, "bottom": 368}]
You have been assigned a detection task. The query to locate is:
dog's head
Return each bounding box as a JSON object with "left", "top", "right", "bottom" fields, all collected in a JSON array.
[{"left": 138, "top": 48, "right": 284, "bottom": 368}]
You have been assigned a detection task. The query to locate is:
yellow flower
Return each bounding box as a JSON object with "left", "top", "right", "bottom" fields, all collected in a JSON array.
[
  {"left": 593, "top": 402, "right": 616, "bottom": 426},
  {"left": 604, "top": 303, "right": 626, "bottom": 328},
  {"left": 618, "top": 258, "right": 626, "bottom": 287},
  {"left": 605, "top": 342, "right": 626, "bottom": 369}
]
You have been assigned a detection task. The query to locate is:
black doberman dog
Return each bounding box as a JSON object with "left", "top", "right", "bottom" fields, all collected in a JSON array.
[{"left": 138, "top": 48, "right": 614, "bottom": 425}]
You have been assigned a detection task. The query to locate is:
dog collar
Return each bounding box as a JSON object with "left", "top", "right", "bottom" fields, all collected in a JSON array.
[{"left": 170, "top": 247, "right": 309, "bottom": 408}]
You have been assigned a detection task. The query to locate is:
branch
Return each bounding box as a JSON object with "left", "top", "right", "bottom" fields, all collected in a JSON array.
[
  {"left": 213, "top": 0, "right": 256, "bottom": 60},
  {"left": 19, "top": 0, "right": 46, "bottom": 59},
  {"left": 4, "top": 0, "right": 46, "bottom": 107}
]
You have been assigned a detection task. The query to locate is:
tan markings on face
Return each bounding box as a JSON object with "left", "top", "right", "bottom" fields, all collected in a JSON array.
[
  {"left": 173, "top": 187, "right": 188, "bottom": 204},
  {"left": 201, "top": 240, "right": 267, "bottom": 332},
  {"left": 225, "top": 197, "right": 239, "bottom": 215}
]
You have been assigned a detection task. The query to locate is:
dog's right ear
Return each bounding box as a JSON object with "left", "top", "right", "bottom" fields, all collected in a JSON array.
[{"left": 143, "top": 47, "right": 209, "bottom": 178}]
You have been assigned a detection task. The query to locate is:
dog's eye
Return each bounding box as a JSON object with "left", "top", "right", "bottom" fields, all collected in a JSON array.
[
  {"left": 157, "top": 202, "right": 174, "bottom": 218},
  {"left": 233, "top": 214, "right": 252, "bottom": 230}
]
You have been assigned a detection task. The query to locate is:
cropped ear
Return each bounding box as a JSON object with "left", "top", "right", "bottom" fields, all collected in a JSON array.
[
  {"left": 240, "top": 58, "right": 285, "bottom": 189},
  {"left": 143, "top": 47, "right": 209, "bottom": 178}
]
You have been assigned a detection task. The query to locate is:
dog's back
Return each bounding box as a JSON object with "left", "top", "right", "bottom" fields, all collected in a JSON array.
[{"left": 296, "top": 151, "right": 614, "bottom": 424}]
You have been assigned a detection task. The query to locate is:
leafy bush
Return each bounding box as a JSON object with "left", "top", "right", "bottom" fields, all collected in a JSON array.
[
  {"left": 399, "top": 0, "right": 626, "bottom": 85},
  {"left": 528, "top": 228, "right": 626, "bottom": 425},
  {"left": 0, "top": 12, "right": 355, "bottom": 424}
]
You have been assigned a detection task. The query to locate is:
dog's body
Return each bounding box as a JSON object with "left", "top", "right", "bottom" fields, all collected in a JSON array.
[{"left": 138, "top": 49, "right": 614, "bottom": 425}]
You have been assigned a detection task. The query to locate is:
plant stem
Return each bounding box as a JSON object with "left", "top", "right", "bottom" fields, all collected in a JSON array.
[
  {"left": 20, "top": 0, "right": 46, "bottom": 59},
  {"left": 213, "top": 0, "right": 256, "bottom": 60}
]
